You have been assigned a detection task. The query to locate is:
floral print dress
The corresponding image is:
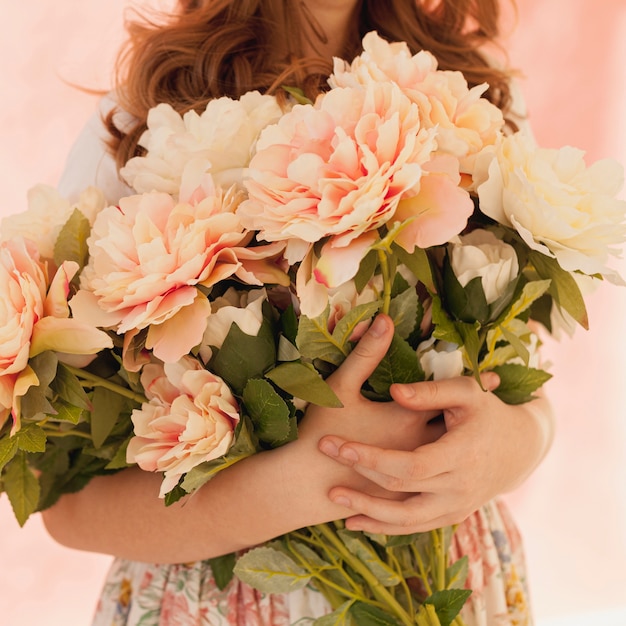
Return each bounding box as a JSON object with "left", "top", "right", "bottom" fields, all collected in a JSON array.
[
  {"left": 90, "top": 499, "right": 532, "bottom": 626},
  {"left": 57, "top": 96, "right": 534, "bottom": 626}
]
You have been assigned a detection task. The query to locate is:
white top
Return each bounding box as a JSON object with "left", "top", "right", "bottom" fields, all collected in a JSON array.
[{"left": 57, "top": 93, "right": 134, "bottom": 204}]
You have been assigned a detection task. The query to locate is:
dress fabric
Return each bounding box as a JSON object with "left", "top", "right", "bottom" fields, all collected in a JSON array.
[
  {"left": 91, "top": 499, "right": 531, "bottom": 626},
  {"left": 59, "top": 97, "right": 534, "bottom": 626}
]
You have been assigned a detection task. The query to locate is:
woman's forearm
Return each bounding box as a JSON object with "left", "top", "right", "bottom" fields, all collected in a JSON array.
[{"left": 41, "top": 437, "right": 356, "bottom": 563}]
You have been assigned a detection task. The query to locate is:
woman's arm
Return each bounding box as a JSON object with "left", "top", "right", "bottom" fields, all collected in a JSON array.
[
  {"left": 319, "top": 373, "right": 555, "bottom": 535},
  {"left": 42, "top": 315, "right": 443, "bottom": 563}
]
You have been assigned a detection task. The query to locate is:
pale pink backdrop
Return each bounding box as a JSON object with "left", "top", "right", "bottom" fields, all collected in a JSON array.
[{"left": 1, "top": 2, "right": 625, "bottom": 624}]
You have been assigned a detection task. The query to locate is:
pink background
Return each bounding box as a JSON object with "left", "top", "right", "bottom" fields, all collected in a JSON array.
[{"left": 1, "top": 2, "right": 625, "bottom": 624}]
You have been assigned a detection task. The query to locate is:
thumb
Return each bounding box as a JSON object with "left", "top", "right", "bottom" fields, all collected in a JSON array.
[{"left": 328, "top": 314, "right": 394, "bottom": 391}]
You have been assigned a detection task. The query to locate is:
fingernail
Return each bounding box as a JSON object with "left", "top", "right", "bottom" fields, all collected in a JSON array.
[
  {"left": 332, "top": 495, "right": 352, "bottom": 508},
  {"left": 319, "top": 439, "right": 339, "bottom": 457},
  {"left": 339, "top": 447, "right": 359, "bottom": 463},
  {"left": 370, "top": 315, "right": 388, "bottom": 337}
]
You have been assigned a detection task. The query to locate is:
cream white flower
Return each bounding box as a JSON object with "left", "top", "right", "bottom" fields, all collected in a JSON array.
[
  {"left": 121, "top": 91, "right": 284, "bottom": 195},
  {"left": 417, "top": 337, "right": 464, "bottom": 380},
  {"left": 1, "top": 185, "right": 105, "bottom": 259},
  {"left": 198, "top": 288, "right": 267, "bottom": 362},
  {"left": 476, "top": 132, "right": 626, "bottom": 278},
  {"left": 450, "top": 229, "right": 519, "bottom": 304}
]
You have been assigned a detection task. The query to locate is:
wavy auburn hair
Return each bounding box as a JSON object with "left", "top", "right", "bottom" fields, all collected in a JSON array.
[{"left": 108, "top": 0, "right": 518, "bottom": 168}]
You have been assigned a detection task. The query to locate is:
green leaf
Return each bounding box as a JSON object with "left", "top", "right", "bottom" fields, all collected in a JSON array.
[
  {"left": 424, "top": 589, "right": 473, "bottom": 626},
  {"left": 0, "top": 436, "right": 19, "bottom": 473},
  {"left": 499, "top": 325, "right": 530, "bottom": 365},
  {"left": 29, "top": 351, "right": 59, "bottom": 386},
  {"left": 208, "top": 552, "right": 237, "bottom": 590},
  {"left": 51, "top": 364, "right": 92, "bottom": 410},
  {"left": 266, "top": 362, "right": 343, "bottom": 408},
  {"left": 233, "top": 546, "right": 312, "bottom": 593},
  {"left": 20, "top": 352, "right": 59, "bottom": 420},
  {"left": 415, "top": 602, "right": 443, "bottom": 626},
  {"left": 90, "top": 387, "right": 126, "bottom": 448},
  {"left": 503, "top": 279, "right": 552, "bottom": 324},
  {"left": 288, "top": 539, "right": 356, "bottom": 593},
  {"left": 51, "top": 400, "right": 85, "bottom": 425},
  {"left": 3, "top": 451, "right": 41, "bottom": 526},
  {"left": 331, "top": 301, "right": 381, "bottom": 348},
  {"left": 164, "top": 483, "right": 188, "bottom": 506},
  {"left": 445, "top": 555, "right": 469, "bottom": 590},
  {"left": 491, "top": 363, "right": 552, "bottom": 405},
  {"left": 211, "top": 318, "right": 277, "bottom": 395},
  {"left": 368, "top": 333, "right": 424, "bottom": 399},
  {"left": 354, "top": 249, "right": 379, "bottom": 294},
  {"left": 454, "top": 322, "right": 483, "bottom": 382},
  {"left": 392, "top": 243, "right": 435, "bottom": 293},
  {"left": 349, "top": 601, "right": 402, "bottom": 626},
  {"left": 53, "top": 208, "right": 91, "bottom": 270},
  {"left": 180, "top": 417, "right": 257, "bottom": 493},
  {"left": 528, "top": 293, "right": 554, "bottom": 332},
  {"left": 16, "top": 425, "right": 47, "bottom": 453},
  {"left": 529, "top": 251, "right": 588, "bottom": 329},
  {"left": 389, "top": 287, "right": 419, "bottom": 340},
  {"left": 431, "top": 297, "right": 463, "bottom": 345},
  {"left": 296, "top": 309, "right": 347, "bottom": 367},
  {"left": 243, "top": 378, "right": 292, "bottom": 446},
  {"left": 282, "top": 85, "right": 314, "bottom": 105},
  {"left": 280, "top": 304, "right": 299, "bottom": 345},
  {"left": 442, "top": 255, "right": 490, "bottom": 324},
  {"left": 104, "top": 437, "right": 131, "bottom": 470},
  {"left": 382, "top": 532, "right": 427, "bottom": 548},
  {"left": 337, "top": 530, "right": 402, "bottom": 587},
  {"left": 314, "top": 601, "right": 355, "bottom": 626},
  {"left": 287, "top": 540, "right": 333, "bottom": 571},
  {"left": 277, "top": 336, "right": 300, "bottom": 362}
]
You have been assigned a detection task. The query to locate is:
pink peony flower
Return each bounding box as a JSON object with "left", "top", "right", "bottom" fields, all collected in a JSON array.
[
  {"left": 238, "top": 80, "right": 438, "bottom": 262},
  {"left": 126, "top": 356, "right": 240, "bottom": 497},
  {"left": 0, "top": 239, "right": 112, "bottom": 432},
  {"left": 330, "top": 31, "right": 505, "bottom": 173},
  {"left": 71, "top": 177, "right": 288, "bottom": 364}
]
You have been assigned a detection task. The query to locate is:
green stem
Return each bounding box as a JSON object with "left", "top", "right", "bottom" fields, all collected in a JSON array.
[
  {"left": 65, "top": 365, "right": 147, "bottom": 404},
  {"left": 377, "top": 249, "right": 393, "bottom": 315},
  {"left": 430, "top": 529, "right": 446, "bottom": 591},
  {"left": 387, "top": 548, "right": 414, "bottom": 617},
  {"left": 297, "top": 530, "right": 363, "bottom": 596},
  {"left": 42, "top": 428, "right": 92, "bottom": 440},
  {"left": 314, "top": 523, "right": 414, "bottom": 626},
  {"left": 411, "top": 544, "right": 433, "bottom": 597}
]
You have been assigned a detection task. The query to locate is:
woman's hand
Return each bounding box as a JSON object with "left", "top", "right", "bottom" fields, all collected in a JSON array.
[
  {"left": 299, "top": 314, "right": 445, "bottom": 456},
  {"left": 318, "top": 372, "right": 554, "bottom": 535}
]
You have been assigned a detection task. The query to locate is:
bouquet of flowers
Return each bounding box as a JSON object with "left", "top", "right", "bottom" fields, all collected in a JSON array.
[{"left": 1, "top": 32, "right": 625, "bottom": 626}]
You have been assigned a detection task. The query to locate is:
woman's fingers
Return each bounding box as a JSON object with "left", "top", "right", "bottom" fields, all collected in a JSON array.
[
  {"left": 327, "top": 314, "right": 394, "bottom": 392},
  {"left": 319, "top": 437, "right": 448, "bottom": 491},
  {"left": 390, "top": 372, "right": 500, "bottom": 412},
  {"left": 327, "top": 489, "right": 464, "bottom": 535}
]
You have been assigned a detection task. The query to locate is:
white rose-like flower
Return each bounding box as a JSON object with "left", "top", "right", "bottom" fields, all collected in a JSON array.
[
  {"left": 450, "top": 229, "right": 519, "bottom": 304},
  {"left": 120, "top": 91, "right": 284, "bottom": 195},
  {"left": 475, "top": 132, "right": 626, "bottom": 278},
  {"left": 1, "top": 185, "right": 105, "bottom": 259},
  {"left": 417, "top": 338, "right": 464, "bottom": 380},
  {"left": 198, "top": 288, "right": 267, "bottom": 362}
]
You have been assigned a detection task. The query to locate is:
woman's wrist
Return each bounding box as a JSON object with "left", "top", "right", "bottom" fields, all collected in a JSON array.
[{"left": 505, "top": 394, "right": 555, "bottom": 491}]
